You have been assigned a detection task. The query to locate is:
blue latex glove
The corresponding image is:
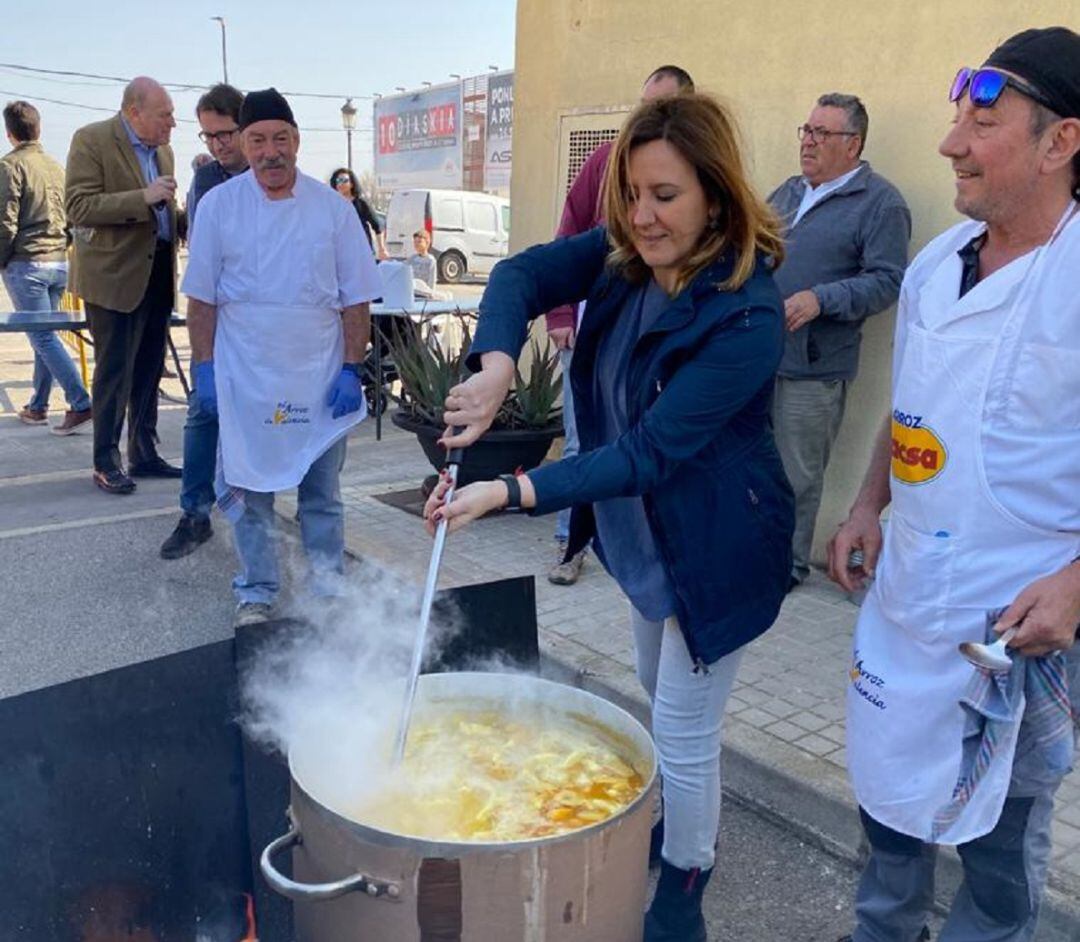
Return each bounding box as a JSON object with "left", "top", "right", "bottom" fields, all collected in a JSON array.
[
  {"left": 192, "top": 360, "right": 218, "bottom": 417},
  {"left": 327, "top": 366, "right": 363, "bottom": 419}
]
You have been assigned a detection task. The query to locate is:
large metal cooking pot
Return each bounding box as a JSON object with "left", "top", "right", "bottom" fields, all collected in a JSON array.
[{"left": 261, "top": 672, "right": 657, "bottom": 941}]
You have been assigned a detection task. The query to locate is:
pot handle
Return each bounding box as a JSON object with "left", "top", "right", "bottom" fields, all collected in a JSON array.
[{"left": 260, "top": 815, "right": 401, "bottom": 904}]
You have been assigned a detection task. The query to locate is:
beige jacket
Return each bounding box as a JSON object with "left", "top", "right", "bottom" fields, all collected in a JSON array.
[
  {"left": 0, "top": 142, "right": 68, "bottom": 265},
  {"left": 65, "top": 114, "right": 176, "bottom": 313}
]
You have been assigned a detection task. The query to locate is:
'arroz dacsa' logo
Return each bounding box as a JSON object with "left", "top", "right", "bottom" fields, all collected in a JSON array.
[
  {"left": 890, "top": 409, "right": 947, "bottom": 485},
  {"left": 267, "top": 401, "right": 311, "bottom": 426},
  {"left": 850, "top": 649, "right": 886, "bottom": 711}
]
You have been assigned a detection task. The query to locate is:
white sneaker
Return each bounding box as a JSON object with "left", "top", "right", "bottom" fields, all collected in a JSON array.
[{"left": 234, "top": 601, "right": 275, "bottom": 628}]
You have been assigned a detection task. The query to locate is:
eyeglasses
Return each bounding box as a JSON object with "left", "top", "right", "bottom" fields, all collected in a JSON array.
[
  {"left": 949, "top": 67, "right": 1056, "bottom": 112},
  {"left": 332, "top": 176, "right": 351, "bottom": 185},
  {"left": 198, "top": 128, "right": 239, "bottom": 145},
  {"left": 797, "top": 125, "right": 858, "bottom": 144}
]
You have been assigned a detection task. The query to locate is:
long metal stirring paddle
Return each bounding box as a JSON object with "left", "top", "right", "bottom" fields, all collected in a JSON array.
[{"left": 392, "top": 433, "right": 465, "bottom": 765}]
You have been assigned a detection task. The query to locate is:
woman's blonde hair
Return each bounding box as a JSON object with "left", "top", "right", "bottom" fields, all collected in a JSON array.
[{"left": 601, "top": 92, "right": 784, "bottom": 294}]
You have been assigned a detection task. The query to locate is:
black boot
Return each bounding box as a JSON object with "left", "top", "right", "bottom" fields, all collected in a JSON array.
[
  {"left": 160, "top": 514, "right": 212, "bottom": 560},
  {"left": 643, "top": 859, "right": 711, "bottom": 942}
]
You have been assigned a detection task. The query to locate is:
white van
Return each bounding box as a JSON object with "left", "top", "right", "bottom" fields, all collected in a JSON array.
[{"left": 385, "top": 188, "right": 511, "bottom": 283}]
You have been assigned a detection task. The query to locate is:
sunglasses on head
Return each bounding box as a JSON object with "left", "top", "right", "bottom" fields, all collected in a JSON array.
[{"left": 949, "top": 67, "right": 1056, "bottom": 111}]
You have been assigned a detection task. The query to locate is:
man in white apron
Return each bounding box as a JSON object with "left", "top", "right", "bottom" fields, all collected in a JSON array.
[
  {"left": 180, "top": 89, "right": 380, "bottom": 626},
  {"left": 827, "top": 27, "right": 1080, "bottom": 942}
]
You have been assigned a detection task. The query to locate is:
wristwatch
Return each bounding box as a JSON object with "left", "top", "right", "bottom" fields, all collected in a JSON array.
[
  {"left": 498, "top": 474, "right": 523, "bottom": 513},
  {"left": 342, "top": 361, "right": 363, "bottom": 376}
]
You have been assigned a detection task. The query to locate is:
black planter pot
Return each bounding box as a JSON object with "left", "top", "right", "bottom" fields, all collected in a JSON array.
[{"left": 391, "top": 410, "right": 563, "bottom": 486}]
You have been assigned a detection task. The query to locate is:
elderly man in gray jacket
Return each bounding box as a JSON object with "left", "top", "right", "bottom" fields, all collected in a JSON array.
[{"left": 768, "top": 93, "right": 911, "bottom": 589}]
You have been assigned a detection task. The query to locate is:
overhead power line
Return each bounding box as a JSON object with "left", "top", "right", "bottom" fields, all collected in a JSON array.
[
  {"left": 0, "top": 88, "right": 373, "bottom": 134},
  {"left": 0, "top": 61, "right": 373, "bottom": 101}
]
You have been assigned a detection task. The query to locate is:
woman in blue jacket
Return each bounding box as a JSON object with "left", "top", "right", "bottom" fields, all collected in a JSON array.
[{"left": 426, "top": 93, "right": 794, "bottom": 942}]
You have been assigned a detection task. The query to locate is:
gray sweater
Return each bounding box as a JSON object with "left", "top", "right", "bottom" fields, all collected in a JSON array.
[{"left": 768, "top": 162, "right": 911, "bottom": 380}]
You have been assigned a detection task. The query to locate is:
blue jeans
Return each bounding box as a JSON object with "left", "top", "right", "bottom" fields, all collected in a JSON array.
[
  {"left": 231, "top": 436, "right": 348, "bottom": 605},
  {"left": 555, "top": 347, "right": 579, "bottom": 542},
  {"left": 180, "top": 389, "right": 218, "bottom": 520},
  {"left": 2, "top": 261, "right": 91, "bottom": 412}
]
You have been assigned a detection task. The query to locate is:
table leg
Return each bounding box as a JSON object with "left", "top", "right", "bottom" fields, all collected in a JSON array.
[
  {"left": 167, "top": 329, "right": 190, "bottom": 397},
  {"left": 374, "top": 319, "right": 382, "bottom": 442}
]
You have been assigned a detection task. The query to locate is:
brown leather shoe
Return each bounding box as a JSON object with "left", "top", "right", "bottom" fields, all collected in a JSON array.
[
  {"left": 93, "top": 468, "right": 136, "bottom": 495},
  {"left": 51, "top": 408, "right": 93, "bottom": 436},
  {"left": 18, "top": 407, "right": 48, "bottom": 426}
]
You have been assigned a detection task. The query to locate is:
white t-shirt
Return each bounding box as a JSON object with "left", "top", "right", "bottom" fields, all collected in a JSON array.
[{"left": 182, "top": 168, "right": 381, "bottom": 310}]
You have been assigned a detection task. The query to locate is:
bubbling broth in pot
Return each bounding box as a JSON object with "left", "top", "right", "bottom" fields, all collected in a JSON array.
[{"left": 349, "top": 707, "right": 646, "bottom": 842}]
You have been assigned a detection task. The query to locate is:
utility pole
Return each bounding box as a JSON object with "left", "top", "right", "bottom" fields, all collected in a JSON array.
[{"left": 211, "top": 16, "right": 228, "bottom": 83}]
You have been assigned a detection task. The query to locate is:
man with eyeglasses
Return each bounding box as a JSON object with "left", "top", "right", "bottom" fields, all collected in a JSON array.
[
  {"left": 160, "top": 83, "right": 246, "bottom": 560},
  {"left": 829, "top": 27, "right": 1080, "bottom": 942},
  {"left": 767, "top": 93, "right": 911, "bottom": 593},
  {"left": 187, "top": 84, "right": 247, "bottom": 228}
]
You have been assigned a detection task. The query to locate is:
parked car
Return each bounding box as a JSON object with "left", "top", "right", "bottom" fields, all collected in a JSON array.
[{"left": 384, "top": 188, "right": 510, "bottom": 283}]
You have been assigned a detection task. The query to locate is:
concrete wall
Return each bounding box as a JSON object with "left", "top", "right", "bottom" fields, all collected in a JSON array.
[{"left": 512, "top": 0, "right": 1076, "bottom": 563}]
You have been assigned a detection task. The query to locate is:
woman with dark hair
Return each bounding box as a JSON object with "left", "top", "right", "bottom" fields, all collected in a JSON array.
[
  {"left": 423, "top": 92, "right": 794, "bottom": 941},
  {"left": 329, "top": 167, "right": 386, "bottom": 259}
]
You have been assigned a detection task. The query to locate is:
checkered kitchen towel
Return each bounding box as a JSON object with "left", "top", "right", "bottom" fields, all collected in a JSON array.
[
  {"left": 931, "top": 609, "right": 1074, "bottom": 842},
  {"left": 214, "top": 443, "right": 246, "bottom": 523}
]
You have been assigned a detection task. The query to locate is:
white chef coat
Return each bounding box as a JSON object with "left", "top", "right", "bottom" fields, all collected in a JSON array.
[{"left": 181, "top": 169, "right": 381, "bottom": 491}]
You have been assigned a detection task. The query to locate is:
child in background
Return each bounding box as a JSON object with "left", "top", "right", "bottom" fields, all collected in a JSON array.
[{"left": 407, "top": 230, "right": 438, "bottom": 292}]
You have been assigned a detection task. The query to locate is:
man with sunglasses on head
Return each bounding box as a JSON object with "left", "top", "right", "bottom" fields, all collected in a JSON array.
[
  {"left": 768, "top": 94, "right": 911, "bottom": 593},
  {"left": 160, "top": 83, "right": 246, "bottom": 560},
  {"left": 829, "top": 27, "right": 1080, "bottom": 942}
]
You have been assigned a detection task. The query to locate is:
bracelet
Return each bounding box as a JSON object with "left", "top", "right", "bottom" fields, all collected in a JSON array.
[
  {"left": 498, "top": 474, "right": 523, "bottom": 513},
  {"left": 342, "top": 361, "right": 362, "bottom": 376}
]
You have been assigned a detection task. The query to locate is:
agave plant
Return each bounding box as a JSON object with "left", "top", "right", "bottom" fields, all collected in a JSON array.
[
  {"left": 501, "top": 335, "right": 564, "bottom": 430},
  {"left": 383, "top": 311, "right": 562, "bottom": 431}
]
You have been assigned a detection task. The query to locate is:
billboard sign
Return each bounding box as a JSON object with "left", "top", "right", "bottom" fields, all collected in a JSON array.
[
  {"left": 484, "top": 72, "right": 513, "bottom": 194},
  {"left": 374, "top": 84, "right": 463, "bottom": 190}
]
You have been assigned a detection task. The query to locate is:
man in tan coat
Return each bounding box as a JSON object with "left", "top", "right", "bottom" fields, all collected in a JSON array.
[{"left": 66, "top": 76, "right": 180, "bottom": 494}]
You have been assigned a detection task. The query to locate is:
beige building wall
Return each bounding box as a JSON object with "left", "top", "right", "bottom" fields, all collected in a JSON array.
[{"left": 512, "top": 0, "right": 1077, "bottom": 565}]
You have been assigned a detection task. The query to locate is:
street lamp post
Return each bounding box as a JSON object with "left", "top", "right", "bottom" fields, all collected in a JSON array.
[
  {"left": 211, "top": 16, "right": 228, "bottom": 83},
  {"left": 340, "top": 98, "right": 357, "bottom": 172}
]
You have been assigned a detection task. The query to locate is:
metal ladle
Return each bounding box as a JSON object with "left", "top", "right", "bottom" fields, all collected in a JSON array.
[
  {"left": 392, "top": 432, "right": 465, "bottom": 765},
  {"left": 959, "top": 627, "right": 1019, "bottom": 671}
]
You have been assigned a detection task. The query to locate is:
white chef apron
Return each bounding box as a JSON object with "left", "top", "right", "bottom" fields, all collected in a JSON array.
[
  {"left": 847, "top": 207, "right": 1079, "bottom": 845},
  {"left": 215, "top": 301, "right": 366, "bottom": 492}
]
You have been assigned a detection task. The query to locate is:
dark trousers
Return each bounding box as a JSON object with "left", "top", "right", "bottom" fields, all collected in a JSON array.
[
  {"left": 86, "top": 243, "right": 173, "bottom": 473},
  {"left": 853, "top": 798, "right": 1054, "bottom": 941}
]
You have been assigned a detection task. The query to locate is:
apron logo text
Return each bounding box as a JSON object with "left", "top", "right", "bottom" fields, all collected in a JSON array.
[
  {"left": 892, "top": 409, "right": 922, "bottom": 428},
  {"left": 850, "top": 651, "right": 887, "bottom": 711},
  {"left": 890, "top": 418, "right": 947, "bottom": 486},
  {"left": 268, "top": 401, "right": 312, "bottom": 426}
]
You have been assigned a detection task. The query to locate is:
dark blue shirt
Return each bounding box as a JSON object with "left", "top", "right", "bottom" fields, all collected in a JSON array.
[
  {"left": 592, "top": 278, "right": 678, "bottom": 620},
  {"left": 188, "top": 161, "right": 239, "bottom": 231}
]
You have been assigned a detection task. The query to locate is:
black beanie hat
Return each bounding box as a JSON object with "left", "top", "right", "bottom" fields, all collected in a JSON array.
[
  {"left": 239, "top": 87, "right": 297, "bottom": 130},
  {"left": 984, "top": 26, "right": 1080, "bottom": 119}
]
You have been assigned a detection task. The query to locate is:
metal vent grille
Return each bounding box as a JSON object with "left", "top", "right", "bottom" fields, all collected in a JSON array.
[{"left": 564, "top": 128, "right": 620, "bottom": 196}]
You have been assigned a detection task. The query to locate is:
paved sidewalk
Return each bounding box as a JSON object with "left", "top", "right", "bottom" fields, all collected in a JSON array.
[{"left": 279, "top": 419, "right": 1080, "bottom": 933}]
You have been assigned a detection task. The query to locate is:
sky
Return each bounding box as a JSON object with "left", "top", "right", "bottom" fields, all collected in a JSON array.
[{"left": 1, "top": 0, "right": 517, "bottom": 196}]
